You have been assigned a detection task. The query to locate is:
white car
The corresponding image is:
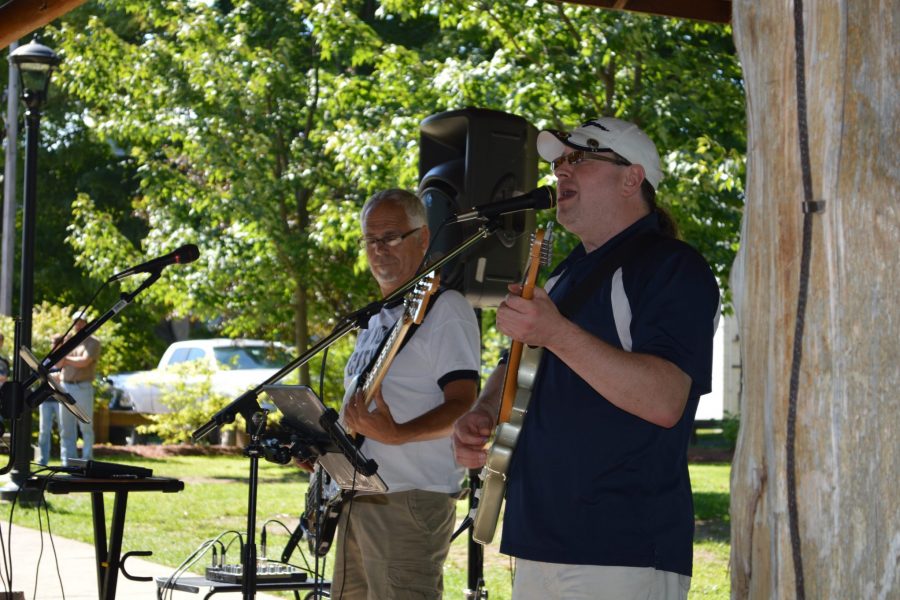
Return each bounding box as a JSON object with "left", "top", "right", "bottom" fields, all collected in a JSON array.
[{"left": 107, "top": 338, "right": 294, "bottom": 414}]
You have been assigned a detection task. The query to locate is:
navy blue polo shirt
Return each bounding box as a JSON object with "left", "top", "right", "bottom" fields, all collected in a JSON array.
[{"left": 499, "top": 213, "right": 720, "bottom": 576}]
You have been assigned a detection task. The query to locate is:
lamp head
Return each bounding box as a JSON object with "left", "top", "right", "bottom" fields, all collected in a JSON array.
[{"left": 10, "top": 39, "right": 62, "bottom": 110}]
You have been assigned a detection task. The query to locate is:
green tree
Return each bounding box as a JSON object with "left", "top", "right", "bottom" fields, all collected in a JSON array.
[
  {"left": 38, "top": 1, "right": 743, "bottom": 406},
  {"left": 381, "top": 1, "right": 745, "bottom": 288},
  {"left": 2, "top": 38, "right": 164, "bottom": 371}
]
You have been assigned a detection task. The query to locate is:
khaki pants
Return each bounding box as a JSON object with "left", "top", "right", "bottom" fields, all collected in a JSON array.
[
  {"left": 513, "top": 559, "right": 691, "bottom": 600},
  {"left": 332, "top": 489, "right": 456, "bottom": 600}
]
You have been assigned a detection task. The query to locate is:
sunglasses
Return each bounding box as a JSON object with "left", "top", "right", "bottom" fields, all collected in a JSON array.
[{"left": 550, "top": 150, "right": 631, "bottom": 173}]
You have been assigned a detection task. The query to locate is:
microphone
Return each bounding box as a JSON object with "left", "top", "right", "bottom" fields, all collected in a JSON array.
[
  {"left": 107, "top": 244, "right": 200, "bottom": 282},
  {"left": 450, "top": 186, "right": 557, "bottom": 223},
  {"left": 281, "top": 520, "right": 306, "bottom": 564}
]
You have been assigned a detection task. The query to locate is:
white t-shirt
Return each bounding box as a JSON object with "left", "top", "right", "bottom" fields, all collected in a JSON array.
[{"left": 343, "top": 289, "right": 480, "bottom": 494}]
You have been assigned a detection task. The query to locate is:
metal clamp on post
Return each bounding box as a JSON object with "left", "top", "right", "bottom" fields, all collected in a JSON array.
[{"left": 802, "top": 199, "right": 826, "bottom": 214}]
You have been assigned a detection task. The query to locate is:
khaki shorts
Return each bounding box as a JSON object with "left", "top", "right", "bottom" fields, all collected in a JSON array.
[
  {"left": 512, "top": 558, "right": 691, "bottom": 600},
  {"left": 332, "top": 489, "right": 456, "bottom": 600}
]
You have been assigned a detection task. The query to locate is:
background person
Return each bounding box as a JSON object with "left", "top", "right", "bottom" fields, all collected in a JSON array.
[
  {"left": 453, "top": 117, "right": 720, "bottom": 600},
  {"left": 58, "top": 314, "right": 101, "bottom": 465},
  {"left": 37, "top": 333, "right": 66, "bottom": 466}
]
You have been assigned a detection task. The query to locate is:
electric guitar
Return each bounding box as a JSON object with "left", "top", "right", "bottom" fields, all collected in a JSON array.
[
  {"left": 472, "top": 224, "right": 554, "bottom": 545},
  {"left": 300, "top": 271, "right": 441, "bottom": 556}
]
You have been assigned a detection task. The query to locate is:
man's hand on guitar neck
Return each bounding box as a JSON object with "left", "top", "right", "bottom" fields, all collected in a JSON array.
[{"left": 497, "top": 283, "right": 567, "bottom": 350}]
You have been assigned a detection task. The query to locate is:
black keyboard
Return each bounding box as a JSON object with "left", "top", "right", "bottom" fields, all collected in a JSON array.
[{"left": 66, "top": 459, "right": 153, "bottom": 479}]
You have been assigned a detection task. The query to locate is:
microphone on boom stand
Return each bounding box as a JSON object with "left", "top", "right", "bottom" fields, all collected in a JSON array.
[
  {"left": 448, "top": 186, "right": 557, "bottom": 223},
  {"left": 107, "top": 244, "right": 200, "bottom": 282}
]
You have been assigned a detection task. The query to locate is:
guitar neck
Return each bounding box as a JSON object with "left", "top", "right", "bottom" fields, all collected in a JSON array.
[
  {"left": 497, "top": 232, "right": 546, "bottom": 425},
  {"left": 497, "top": 282, "right": 537, "bottom": 424},
  {"left": 346, "top": 271, "right": 439, "bottom": 437},
  {"left": 362, "top": 318, "right": 413, "bottom": 406}
]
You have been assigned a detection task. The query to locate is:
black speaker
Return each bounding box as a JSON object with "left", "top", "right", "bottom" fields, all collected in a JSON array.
[{"left": 418, "top": 108, "right": 539, "bottom": 308}]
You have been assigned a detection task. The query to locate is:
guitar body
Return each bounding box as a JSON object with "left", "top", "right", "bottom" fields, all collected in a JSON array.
[
  {"left": 471, "top": 225, "right": 553, "bottom": 546},
  {"left": 301, "top": 465, "right": 347, "bottom": 556},
  {"left": 473, "top": 344, "right": 543, "bottom": 544}
]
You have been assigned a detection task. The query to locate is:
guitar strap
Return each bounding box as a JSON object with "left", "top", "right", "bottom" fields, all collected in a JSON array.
[
  {"left": 398, "top": 287, "right": 445, "bottom": 353},
  {"left": 356, "top": 288, "right": 446, "bottom": 383},
  {"left": 553, "top": 231, "right": 665, "bottom": 320},
  {"left": 350, "top": 288, "right": 446, "bottom": 448}
]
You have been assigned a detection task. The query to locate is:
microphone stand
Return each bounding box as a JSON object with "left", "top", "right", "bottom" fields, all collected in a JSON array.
[
  {"left": 192, "top": 216, "right": 502, "bottom": 442},
  {"left": 240, "top": 410, "right": 268, "bottom": 600},
  {"left": 25, "top": 271, "right": 163, "bottom": 394},
  {"left": 0, "top": 270, "right": 164, "bottom": 476},
  {"left": 191, "top": 217, "right": 503, "bottom": 600}
]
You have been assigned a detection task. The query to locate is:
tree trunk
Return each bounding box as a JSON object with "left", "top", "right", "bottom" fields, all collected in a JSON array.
[
  {"left": 293, "top": 284, "right": 311, "bottom": 386},
  {"left": 730, "top": 1, "right": 899, "bottom": 598}
]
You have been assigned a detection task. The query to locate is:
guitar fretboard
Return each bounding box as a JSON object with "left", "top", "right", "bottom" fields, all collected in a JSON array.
[{"left": 362, "top": 318, "right": 405, "bottom": 394}]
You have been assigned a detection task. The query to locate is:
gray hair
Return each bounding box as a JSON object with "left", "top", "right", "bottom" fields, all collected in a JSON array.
[{"left": 360, "top": 189, "right": 427, "bottom": 229}]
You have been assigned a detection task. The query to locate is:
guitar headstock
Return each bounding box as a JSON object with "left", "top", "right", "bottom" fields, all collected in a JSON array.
[
  {"left": 408, "top": 271, "right": 441, "bottom": 325},
  {"left": 520, "top": 223, "right": 555, "bottom": 298},
  {"left": 529, "top": 222, "right": 555, "bottom": 264},
  {"left": 538, "top": 222, "right": 554, "bottom": 268}
]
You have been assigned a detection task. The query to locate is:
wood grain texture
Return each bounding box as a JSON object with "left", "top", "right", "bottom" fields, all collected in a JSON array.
[
  {"left": 730, "top": 0, "right": 900, "bottom": 597},
  {"left": 0, "top": 0, "right": 88, "bottom": 50}
]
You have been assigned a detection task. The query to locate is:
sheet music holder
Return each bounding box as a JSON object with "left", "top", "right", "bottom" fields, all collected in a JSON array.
[
  {"left": 262, "top": 385, "right": 387, "bottom": 494},
  {"left": 19, "top": 346, "right": 90, "bottom": 423}
]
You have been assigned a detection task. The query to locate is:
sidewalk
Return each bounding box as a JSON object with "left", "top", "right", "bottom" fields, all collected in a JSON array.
[{"left": 2, "top": 523, "right": 289, "bottom": 599}]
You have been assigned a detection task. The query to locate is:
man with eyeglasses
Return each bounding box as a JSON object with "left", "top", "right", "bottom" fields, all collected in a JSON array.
[
  {"left": 333, "top": 188, "right": 480, "bottom": 599},
  {"left": 453, "top": 117, "right": 720, "bottom": 600}
]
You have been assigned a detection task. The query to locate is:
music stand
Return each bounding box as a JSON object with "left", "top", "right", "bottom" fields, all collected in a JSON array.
[
  {"left": 19, "top": 346, "right": 90, "bottom": 423},
  {"left": 261, "top": 385, "right": 386, "bottom": 494}
]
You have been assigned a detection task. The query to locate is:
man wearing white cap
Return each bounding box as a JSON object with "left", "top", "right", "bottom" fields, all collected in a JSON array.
[{"left": 454, "top": 117, "right": 720, "bottom": 599}]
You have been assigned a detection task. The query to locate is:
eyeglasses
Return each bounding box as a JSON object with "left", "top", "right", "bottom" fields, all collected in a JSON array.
[
  {"left": 550, "top": 150, "right": 631, "bottom": 173},
  {"left": 358, "top": 227, "right": 422, "bottom": 250}
]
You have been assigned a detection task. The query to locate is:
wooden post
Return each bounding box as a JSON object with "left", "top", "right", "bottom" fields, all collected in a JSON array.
[
  {"left": 93, "top": 404, "right": 110, "bottom": 445},
  {"left": 730, "top": 0, "right": 899, "bottom": 597}
]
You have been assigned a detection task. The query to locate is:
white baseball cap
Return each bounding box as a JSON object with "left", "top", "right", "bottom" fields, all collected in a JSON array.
[{"left": 536, "top": 117, "right": 664, "bottom": 190}]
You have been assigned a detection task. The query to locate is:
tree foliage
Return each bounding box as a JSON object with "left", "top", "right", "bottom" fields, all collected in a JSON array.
[{"left": 8, "top": 1, "right": 744, "bottom": 403}]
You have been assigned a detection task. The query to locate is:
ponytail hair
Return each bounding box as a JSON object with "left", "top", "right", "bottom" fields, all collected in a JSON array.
[{"left": 641, "top": 180, "right": 678, "bottom": 238}]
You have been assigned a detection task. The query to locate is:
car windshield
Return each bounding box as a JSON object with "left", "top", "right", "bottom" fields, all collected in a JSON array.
[{"left": 213, "top": 346, "right": 292, "bottom": 370}]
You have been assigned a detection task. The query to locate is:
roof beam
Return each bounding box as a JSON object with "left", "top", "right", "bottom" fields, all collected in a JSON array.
[
  {"left": 0, "top": 0, "right": 89, "bottom": 50},
  {"left": 558, "top": 0, "right": 731, "bottom": 24}
]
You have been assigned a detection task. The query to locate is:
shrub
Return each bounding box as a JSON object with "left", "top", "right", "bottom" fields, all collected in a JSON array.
[
  {"left": 722, "top": 410, "right": 740, "bottom": 449},
  {"left": 137, "top": 360, "right": 239, "bottom": 444}
]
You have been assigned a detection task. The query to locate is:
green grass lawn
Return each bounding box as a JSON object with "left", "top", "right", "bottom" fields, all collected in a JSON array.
[{"left": 7, "top": 455, "right": 730, "bottom": 599}]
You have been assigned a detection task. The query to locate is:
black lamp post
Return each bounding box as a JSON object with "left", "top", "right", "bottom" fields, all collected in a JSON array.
[{"left": 0, "top": 40, "right": 61, "bottom": 502}]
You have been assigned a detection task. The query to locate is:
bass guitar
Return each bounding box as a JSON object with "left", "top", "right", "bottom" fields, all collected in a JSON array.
[
  {"left": 472, "top": 224, "right": 554, "bottom": 545},
  {"left": 301, "top": 271, "right": 441, "bottom": 556}
]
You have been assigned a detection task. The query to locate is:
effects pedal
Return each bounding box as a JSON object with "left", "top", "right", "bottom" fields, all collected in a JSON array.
[{"left": 205, "top": 562, "right": 307, "bottom": 584}]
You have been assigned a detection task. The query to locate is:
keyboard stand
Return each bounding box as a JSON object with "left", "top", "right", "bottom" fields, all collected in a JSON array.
[{"left": 28, "top": 475, "right": 184, "bottom": 600}]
